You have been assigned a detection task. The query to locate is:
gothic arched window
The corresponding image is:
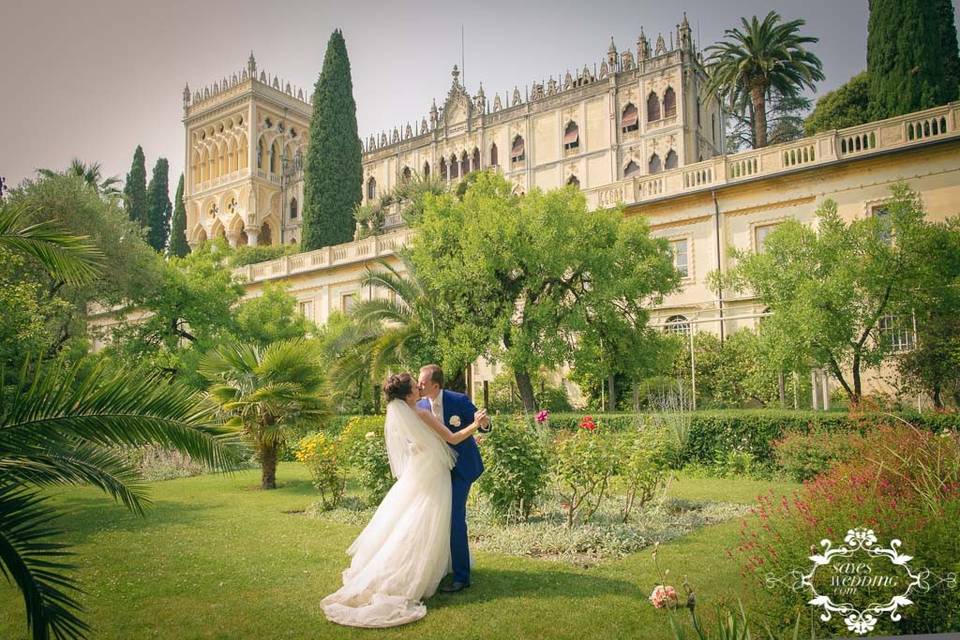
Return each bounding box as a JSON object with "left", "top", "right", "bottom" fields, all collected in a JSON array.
[
  {"left": 366, "top": 176, "right": 377, "bottom": 200},
  {"left": 439, "top": 157, "right": 447, "bottom": 181},
  {"left": 648, "top": 153, "right": 662, "bottom": 174},
  {"left": 490, "top": 142, "right": 499, "bottom": 167},
  {"left": 665, "top": 149, "right": 678, "bottom": 170},
  {"left": 647, "top": 91, "right": 661, "bottom": 122},
  {"left": 511, "top": 135, "right": 525, "bottom": 164},
  {"left": 460, "top": 151, "right": 469, "bottom": 176},
  {"left": 563, "top": 121, "right": 579, "bottom": 151},
  {"left": 624, "top": 160, "right": 641, "bottom": 178},
  {"left": 401, "top": 166, "right": 412, "bottom": 184},
  {"left": 423, "top": 161, "right": 430, "bottom": 177},
  {"left": 621, "top": 103, "right": 639, "bottom": 133},
  {"left": 449, "top": 155, "right": 459, "bottom": 179},
  {"left": 663, "top": 87, "right": 677, "bottom": 118},
  {"left": 289, "top": 197, "right": 298, "bottom": 220},
  {"left": 472, "top": 147, "right": 480, "bottom": 172}
]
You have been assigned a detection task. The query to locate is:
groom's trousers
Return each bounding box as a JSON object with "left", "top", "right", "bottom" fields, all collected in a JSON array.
[{"left": 451, "top": 472, "right": 472, "bottom": 584}]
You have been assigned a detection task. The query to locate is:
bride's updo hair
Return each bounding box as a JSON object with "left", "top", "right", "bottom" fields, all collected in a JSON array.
[{"left": 383, "top": 372, "right": 415, "bottom": 402}]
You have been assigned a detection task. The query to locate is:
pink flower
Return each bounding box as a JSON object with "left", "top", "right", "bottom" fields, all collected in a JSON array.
[
  {"left": 536, "top": 410, "right": 549, "bottom": 424},
  {"left": 649, "top": 585, "right": 679, "bottom": 609}
]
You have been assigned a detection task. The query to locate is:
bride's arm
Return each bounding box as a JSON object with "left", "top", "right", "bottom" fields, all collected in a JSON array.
[{"left": 416, "top": 408, "right": 484, "bottom": 445}]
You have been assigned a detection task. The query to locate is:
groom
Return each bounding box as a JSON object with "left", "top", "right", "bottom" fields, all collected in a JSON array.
[{"left": 417, "top": 364, "right": 489, "bottom": 593}]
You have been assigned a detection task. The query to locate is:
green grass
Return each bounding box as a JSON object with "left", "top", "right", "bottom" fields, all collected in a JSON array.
[{"left": 0, "top": 464, "right": 797, "bottom": 640}]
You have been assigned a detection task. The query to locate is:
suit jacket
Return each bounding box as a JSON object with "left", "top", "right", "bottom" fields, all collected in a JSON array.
[{"left": 417, "top": 389, "right": 484, "bottom": 482}]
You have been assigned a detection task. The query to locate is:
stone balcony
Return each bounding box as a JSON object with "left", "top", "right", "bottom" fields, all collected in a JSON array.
[
  {"left": 237, "top": 228, "right": 415, "bottom": 284},
  {"left": 586, "top": 101, "right": 960, "bottom": 209}
]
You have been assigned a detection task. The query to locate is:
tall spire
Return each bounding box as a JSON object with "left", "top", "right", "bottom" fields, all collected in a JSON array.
[
  {"left": 451, "top": 64, "right": 461, "bottom": 87},
  {"left": 247, "top": 51, "right": 257, "bottom": 77}
]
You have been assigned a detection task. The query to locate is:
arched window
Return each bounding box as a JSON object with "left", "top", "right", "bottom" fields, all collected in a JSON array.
[
  {"left": 257, "top": 139, "right": 264, "bottom": 169},
  {"left": 648, "top": 153, "right": 662, "bottom": 174},
  {"left": 621, "top": 103, "right": 639, "bottom": 133},
  {"left": 511, "top": 135, "right": 525, "bottom": 163},
  {"left": 260, "top": 222, "right": 272, "bottom": 246},
  {"left": 423, "top": 161, "right": 430, "bottom": 177},
  {"left": 366, "top": 176, "right": 377, "bottom": 200},
  {"left": 624, "top": 160, "right": 641, "bottom": 178},
  {"left": 401, "top": 166, "right": 412, "bottom": 183},
  {"left": 289, "top": 197, "right": 298, "bottom": 220},
  {"left": 566, "top": 175, "right": 580, "bottom": 188},
  {"left": 472, "top": 147, "right": 480, "bottom": 172},
  {"left": 663, "top": 87, "right": 677, "bottom": 118},
  {"left": 647, "top": 91, "right": 661, "bottom": 122},
  {"left": 460, "top": 151, "right": 469, "bottom": 176},
  {"left": 269, "top": 140, "right": 279, "bottom": 174},
  {"left": 439, "top": 157, "right": 447, "bottom": 180},
  {"left": 665, "top": 149, "right": 678, "bottom": 170},
  {"left": 449, "top": 155, "right": 459, "bottom": 179},
  {"left": 563, "top": 121, "right": 579, "bottom": 151},
  {"left": 490, "top": 142, "right": 499, "bottom": 167},
  {"left": 665, "top": 314, "right": 690, "bottom": 336}
]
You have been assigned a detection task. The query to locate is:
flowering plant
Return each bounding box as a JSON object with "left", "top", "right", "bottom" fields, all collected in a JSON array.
[
  {"left": 536, "top": 409, "right": 550, "bottom": 424},
  {"left": 579, "top": 415, "right": 597, "bottom": 431},
  {"left": 649, "top": 584, "right": 680, "bottom": 609},
  {"left": 295, "top": 432, "right": 346, "bottom": 510}
]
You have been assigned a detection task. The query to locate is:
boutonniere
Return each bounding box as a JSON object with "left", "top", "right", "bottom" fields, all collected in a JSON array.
[{"left": 449, "top": 415, "right": 462, "bottom": 427}]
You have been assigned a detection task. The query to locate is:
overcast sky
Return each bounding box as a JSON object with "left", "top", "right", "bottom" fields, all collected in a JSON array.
[{"left": 2, "top": 0, "right": 958, "bottom": 198}]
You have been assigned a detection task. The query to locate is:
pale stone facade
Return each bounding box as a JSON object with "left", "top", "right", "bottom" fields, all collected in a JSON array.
[
  {"left": 141, "top": 23, "right": 960, "bottom": 404},
  {"left": 182, "top": 54, "right": 311, "bottom": 250}
]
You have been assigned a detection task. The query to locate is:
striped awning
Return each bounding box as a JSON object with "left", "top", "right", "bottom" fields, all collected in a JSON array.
[
  {"left": 563, "top": 128, "right": 579, "bottom": 145},
  {"left": 511, "top": 137, "right": 524, "bottom": 159},
  {"left": 621, "top": 107, "right": 638, "bottom": 128}
]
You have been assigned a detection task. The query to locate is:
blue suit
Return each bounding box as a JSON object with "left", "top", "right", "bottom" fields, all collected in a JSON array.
[{"left": 418, "top": 389, "right": 484, "bottom": 584}]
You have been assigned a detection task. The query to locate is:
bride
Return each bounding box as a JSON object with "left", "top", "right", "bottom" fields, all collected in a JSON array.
[{"left": 321, "top": 372, "right": 487, "bottom": 628}]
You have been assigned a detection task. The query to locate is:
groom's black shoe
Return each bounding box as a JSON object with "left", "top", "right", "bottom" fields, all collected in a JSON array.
[{"left": 439, "top": 580, "right": 470, "bottom": 593}]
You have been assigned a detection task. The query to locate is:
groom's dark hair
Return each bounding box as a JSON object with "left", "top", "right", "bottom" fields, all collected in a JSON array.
[{"left": 420, "top": 364, "right": 443, "bottom": 388}]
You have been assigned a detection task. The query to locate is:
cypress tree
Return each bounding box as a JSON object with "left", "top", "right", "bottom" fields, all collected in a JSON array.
[
  {"left": 168, "top": 173, "right": 189, "bottom": 257},
  {"left": 145, "top": 158, "right": 171, "bottom": 252},
  {"left": 123, "top": 145, "right": 148, "bottom": 226},
  {"left": 866, "top": 0, "right": 958, "bottom": 119},
  {"left": 302, "top": 29, "right": 362, "bottom": 250}
]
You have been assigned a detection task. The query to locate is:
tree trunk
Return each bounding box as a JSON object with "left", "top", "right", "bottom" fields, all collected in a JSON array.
[
  {"left": 514, "top": 370, "right": 537, "bottom": 412},
  {"left": 932, "top": 383, "right": 943, "bottom": 409},
  {"left": 607, "top": 374, "right": 616, "bottom": 412},
  {"left": 750, "top": 83, "right": 768, "bottom": 148},
  {"left": 260, "top": 443, "right": 278, "bottom": 490},
  {"left": 851, "top": 353, "right": 863, "bottom": 407}
]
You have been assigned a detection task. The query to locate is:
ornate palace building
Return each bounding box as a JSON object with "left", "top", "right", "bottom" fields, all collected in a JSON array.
[{"left": 101, "top": 15, "right": 960, "bottom": 403}]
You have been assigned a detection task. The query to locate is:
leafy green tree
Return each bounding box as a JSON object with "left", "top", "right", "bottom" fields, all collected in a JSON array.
[
  {"left": 717, "top": 183, "right": 931, "bottom": 405},
  {"left": 354, "top": 173, "right": 449, "bottom": 237},
  {"left": 726, "top": 91, "right": 812, "bottom": 152},
  {"left": 409, "top": 172, "right": 679, "bottom": 412},
  {"left": 804, "top": 72, "right": 871, "bottom": 135},
  {"left": 896, "top": 217, "right": 960, "bottom": 407},
  {"left": 106, "top": 241, "right": 243, "bottom": 383},
  {"left": 168, "top": 173, "right": 189, "bottom": 257},
  {"left": 145, "top": 158, "right": 171, "bottom": 252},
  {"left": 867, "top": 0, "right": 960, "bottom": 119},
  {"left": 705, "top": 11, "right": 824, "bottom": 148},
  {"left": 37, "top": 159, "right": 121, "bottom": 199},
  {"left": 233, "top": 282, "right": 315, "bottom": 347},
  {"left": 199, "top": 338, "right": 326, "bottom": 489},
  {"left": 302, "top": 29, "right": 362, "bottom": 250},
  {"left": 1, "top": 358, "right": 237, "bottom": 640},
  {"left": 123, "top": 145, "right": 148, "bottom": 226}
]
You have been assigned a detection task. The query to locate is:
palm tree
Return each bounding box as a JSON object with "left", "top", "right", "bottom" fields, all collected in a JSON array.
[
  {"left": 1, "top": 358, "right": 239, "bottom": 640},
  {"left": 0, "top": 201, "right": 102, "bottom": 286},
  {"left": 199, "top": 339, "right": 327, "bottom": 489},
  {"left": 705, "top": 11, "right": 824, "bottom": 148},
  {"left": 37, "top": 160, "right": 122, "bottom": 200}
]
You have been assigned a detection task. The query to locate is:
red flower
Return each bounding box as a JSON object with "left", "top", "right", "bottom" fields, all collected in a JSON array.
[{"left": 579, "top": 415, "right": 597, "bottom": 431}]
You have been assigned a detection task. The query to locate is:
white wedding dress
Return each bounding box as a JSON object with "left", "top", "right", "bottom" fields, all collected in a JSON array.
[{"left": 321, "top": 399, "right": 456, "bottom": 627}]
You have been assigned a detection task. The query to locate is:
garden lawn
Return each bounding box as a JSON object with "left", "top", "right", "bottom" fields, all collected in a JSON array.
[{"left": 0, "top": 464, "right": 797, "bottom": 640}]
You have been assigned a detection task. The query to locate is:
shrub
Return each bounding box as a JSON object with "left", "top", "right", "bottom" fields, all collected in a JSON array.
[
  {"left": 477, "top": 417, "right": 550, "bottom": 521},
  {"left": 615, "top": 428, "right": 669, "bottom": 522},
  {"left": 229, "top": 243, "right": 298, "bottom": 267},
  {"left": 295, "top": 432, "right": 346, "bottom": 509},
  {"left": 772, "top": 429, "right": 862, "bottom": 482},
  {"left": 553, "top": 417, "right": 619, "bottom": 526},
  {"left": 338, "top": 416, "right": 392, "bottom": 505},
  {"left": 736, "top": 424, "right": 960, "bottom": 635},
  {"left": 125, "top": 445, "right": 206, "bottom": 481}
]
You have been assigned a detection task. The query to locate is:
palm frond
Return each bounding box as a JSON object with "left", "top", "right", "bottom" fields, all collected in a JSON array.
[
  {"left": 0, "top": 483, "right": 88, "bottom": 640},
  {"left": 0, "top": 203, "right": 102, "bottom": 285}
]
